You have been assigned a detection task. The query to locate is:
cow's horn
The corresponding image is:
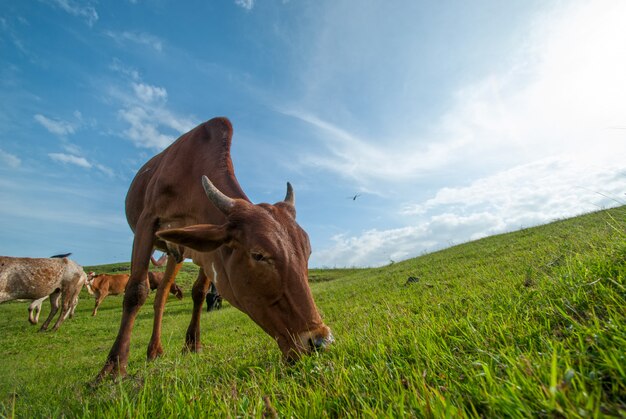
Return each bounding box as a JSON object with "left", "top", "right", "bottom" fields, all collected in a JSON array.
[
  {"left": 202, "top": 175, "right": 235, "bottom": 214},
  {"left": 284, "top": 182, "right": 295, "bottom": 206}
]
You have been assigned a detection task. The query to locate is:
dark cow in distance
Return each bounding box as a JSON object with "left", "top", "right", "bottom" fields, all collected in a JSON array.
[
  {"left": 205, "top": 282, "right": 222, "bottom": 312},
  {"left": 97, "top": 117, "right": 333, "bottom": 380},
  {"left": 86, "top": 271, "right": 183, "bottom": 316},
  {"left": 0, "top": 255, "right": 86, "bottom": 331}
]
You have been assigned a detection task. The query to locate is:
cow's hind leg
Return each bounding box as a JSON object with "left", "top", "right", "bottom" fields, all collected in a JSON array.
[
  {"left": 69, "top": 294, "right": 79, "bottom": 318},
  {"left": 93, "top": 291, "right": 108, "bottom": 316},
  {"left": 51, "top": 274, "right": 83, "bottom": 331},
  {"left": 97, "top": 217, "right": 154, "bottom": 381},
  {"left": 147, "top": 255, "right": 183, "bottom": 360},
  {"left": 184, "top": 269, "right": 210, "bottom": 353},
  {"left": 28, "top": 296, "right": 47, "bottom": 325},
  {"left": 39, "top": 290, "right": 61, "bottom": 331}
]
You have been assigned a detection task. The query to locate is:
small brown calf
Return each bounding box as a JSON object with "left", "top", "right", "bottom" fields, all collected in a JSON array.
[{"left": 86, "top": 271, "right": 183, "bottom": 316}]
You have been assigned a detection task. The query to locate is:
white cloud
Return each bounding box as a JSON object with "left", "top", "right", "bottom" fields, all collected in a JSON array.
[
  {"left": 48, "top": 152, "right": 92, "bottom": 168},
  {"left": 0, "top": 149, "right": 21, "bottom": 168},
  {"left": 104, "top": 30, "right": 163, "bottom": 52},
  {"left": 418, "top": 157, "right": 626, "bottom": 218},
  {"left": 34, "top": 114, "right": 76, "bottom": 136},
  {"left": 45, "top": 0, "right": 98, "bottom": 27},
  {"left": 235, "top": 0, "right": 254, "bottom": 10},
  {"left": 111, "top": 78, "right": 196, "bottom": 150},
  {"left": 314, "top": 226, "right": 432, "bottom": 268},
  {"left": 132, "top": 82, "right": 167, "bottom": 103},
  {"left": 314, "top": 156, "right": 625, "bottom": 268},
  {"left": 118, "top": 106, "right": 176, "bottom": 150}
]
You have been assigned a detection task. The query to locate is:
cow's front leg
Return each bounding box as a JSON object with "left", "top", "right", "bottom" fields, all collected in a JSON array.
[
  {"left": 184, "top": 269, "right": 210, "bottom": 353},
  {"left": 96, "top": 220, "right": 153, "bottom": 381},
  {"left": 92, "top": 290, "right": 107, "bottom": 316},
  {"left": 147, "top": 255, "right": 183, "bottom": 360}
]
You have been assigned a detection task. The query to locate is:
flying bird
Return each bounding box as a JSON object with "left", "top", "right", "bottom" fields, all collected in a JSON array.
[{"left": 348, "top": 193, "right": 361, "bottom": 201}]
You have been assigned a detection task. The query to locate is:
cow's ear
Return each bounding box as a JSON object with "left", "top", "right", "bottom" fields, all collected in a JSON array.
[{"left": 157, "top": 224, "right": 230, "bottom": 252}]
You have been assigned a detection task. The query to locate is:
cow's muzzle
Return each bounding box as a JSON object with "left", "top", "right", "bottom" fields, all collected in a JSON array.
[{"left": 298, "top": 325, "right": 334, "bottom": 353}]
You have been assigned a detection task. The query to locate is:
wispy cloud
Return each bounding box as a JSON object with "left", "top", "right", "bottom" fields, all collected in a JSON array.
[
  {"left": 48, "top": 152, "right": 92, "bottom": 168},
  {"left": 235, "top": 0, "right": 254, "bottom": 11},
  {"left": 34, "top": 114, "right": 76, "bottom": 136},
  {"left": 109, "top": 58, "right": 140, "bottom": 81},
  {"left": 104, "top": 30, "right": 163, "bottom": 52},
  {"left": 0, "top": 149, "right": 21, "bottom": 168},
  {"left": 94, "top": 163, "right": 115, "bottom": 177},
  {"left": 48, "top": 143, "right": 115, "bottom": 176},
  {"left": 281, "top": 108, "right": 464, "bottom": 184},
  {"left": 44, "top": 0, "right": 99, "bottom": 27}
]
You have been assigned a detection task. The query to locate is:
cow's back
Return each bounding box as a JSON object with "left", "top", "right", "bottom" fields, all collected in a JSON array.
[
  {"left": 0, "top": 256, "right": 67, "bottom": 302},
  {"left": 125, "top": 118, "right": 250, "bottom": 237},
  {"left": 64, "top": 260, "right": 87, "bottom": 288},
  {"left": 93, "top": 274, "right": 129, "bottom": 294}
]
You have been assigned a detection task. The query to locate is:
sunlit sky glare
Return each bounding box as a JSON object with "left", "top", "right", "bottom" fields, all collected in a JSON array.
[{"left": 1, "top": 0, "right": 625, "bottom": 268}]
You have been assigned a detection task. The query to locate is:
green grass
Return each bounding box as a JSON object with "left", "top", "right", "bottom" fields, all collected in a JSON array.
[{"left": 1, "top": 207, "right": 625, "bottom": 417}]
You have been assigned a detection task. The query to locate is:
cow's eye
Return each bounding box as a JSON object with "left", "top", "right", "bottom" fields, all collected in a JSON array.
[{"left": 251, "top": 252, "right": 267, "bottom": 262}]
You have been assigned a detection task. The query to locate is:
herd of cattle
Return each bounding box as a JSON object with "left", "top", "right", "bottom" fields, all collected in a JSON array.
[
  {"left": 2, "top": 117, "right": 332, "bottom": 380},
  {"left": 0, "top": 253, "right": 224, "bottom": 330}
]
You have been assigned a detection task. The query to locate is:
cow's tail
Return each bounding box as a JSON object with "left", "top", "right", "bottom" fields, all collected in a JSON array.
[
  {"left": 151, "top": 252, "right": 167, "bottom": 267},
  {"left": 50, "top": 253, "right": 72, "bottom": 259},
  {"left": 85, "top": 281, "right": 94, "bottom": 295}
]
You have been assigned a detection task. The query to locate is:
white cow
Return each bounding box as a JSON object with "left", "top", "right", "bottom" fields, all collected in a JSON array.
[{"left": 0, "top": 255, "right": 86, "bottom": 331}]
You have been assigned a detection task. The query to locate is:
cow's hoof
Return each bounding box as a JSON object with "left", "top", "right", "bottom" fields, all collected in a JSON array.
[
  {"left": 147, "top": 344, "right": 163, "bottom": 360},
  {"left": 94, "top": 362, "right": 126, "bottom": 384},
  {"left": 183, "top": 341, "right": 202, "bottom": 354}
]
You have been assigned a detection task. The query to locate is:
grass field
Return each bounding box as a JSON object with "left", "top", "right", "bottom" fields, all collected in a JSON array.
[{"left": 0, "top": 207, "right": 625, "bottom": 417}]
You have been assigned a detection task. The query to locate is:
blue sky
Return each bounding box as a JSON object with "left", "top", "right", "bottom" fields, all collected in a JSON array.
[{"left": 1, "top": 0, "right": 625, "bottom": 268}]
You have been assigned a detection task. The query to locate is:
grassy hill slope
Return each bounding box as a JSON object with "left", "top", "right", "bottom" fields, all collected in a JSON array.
[{"left": 0, "top": 207, "right": 624, "bottom": 417}]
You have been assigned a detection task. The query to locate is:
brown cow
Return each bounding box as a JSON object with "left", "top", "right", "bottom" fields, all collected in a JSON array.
[
  {"left": 147, "top": 271, "right": 183, "bottom": 300},
  {"left": 86, "top": 271, "right": 183, "bottom": 316},
  {"left": 0, "top": 255, "right": 86, "bottom": 331},
  {"left": 97, "top": 117, "right": 333, "bottom": 380},
  {"left": 85, "top": 272, "right": 130, "bottom": 316}
]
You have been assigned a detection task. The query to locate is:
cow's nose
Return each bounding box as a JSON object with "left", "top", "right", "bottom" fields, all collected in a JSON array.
[
  {"left": 299, "top": 327, "right": 334, "bottom": 352},
  {"left": 310, "top": 332, "right": 334, "bottom": 351}
]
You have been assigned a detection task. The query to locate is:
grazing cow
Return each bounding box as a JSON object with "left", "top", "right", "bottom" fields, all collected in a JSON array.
[
  {"left": 97, "top": 117, "right": 333, "bottom": 380},
  {"left": 0, "top": 255, "right": 86, "bottom": 331},
  {"left": 205, "top": 282, "right": 222, "bottom": 312},
  {"left": 27, "top": 253, "right": 80, "bottom": 325},
  {"left": 86, "top": 271, "right": 183, "bottom": 316},
  {"left": 147, "top": 271, "right": 184, "bottom": 300}
]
